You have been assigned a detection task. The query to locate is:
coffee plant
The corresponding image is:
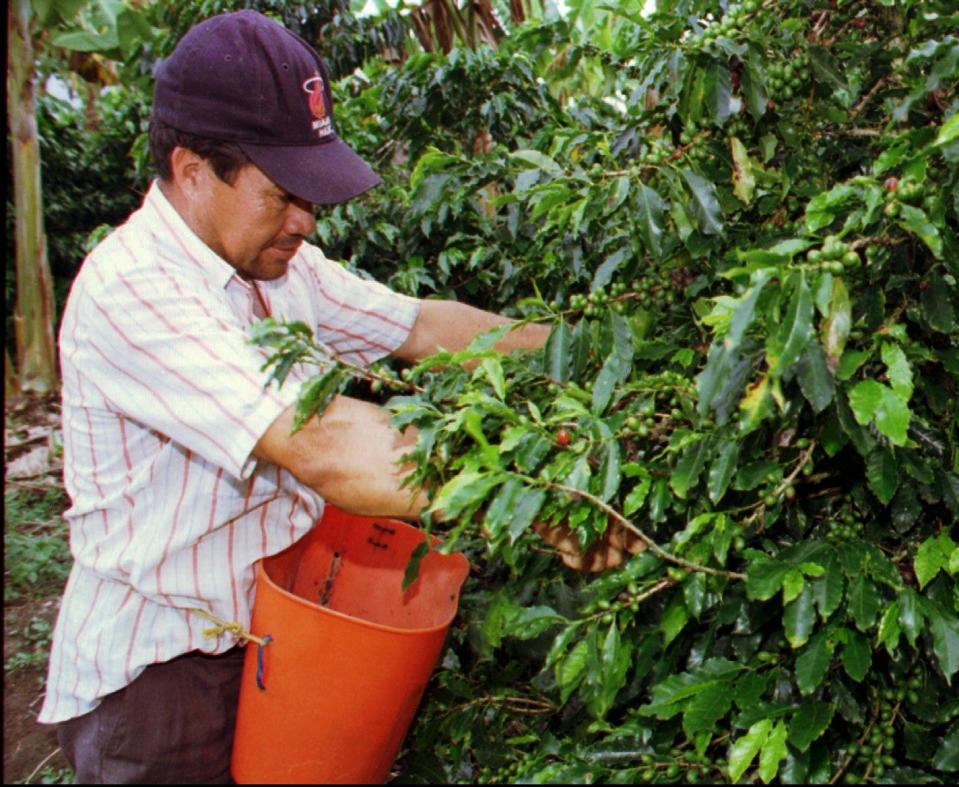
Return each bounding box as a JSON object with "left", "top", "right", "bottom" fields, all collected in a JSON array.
[
  {"left": 24, "top": 0, "right": 956, "bottom": 782},
  {"left": 253, "top": 0, "right": 959, "bottom": 782}
]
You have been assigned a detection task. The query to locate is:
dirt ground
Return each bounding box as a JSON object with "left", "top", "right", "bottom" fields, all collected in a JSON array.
[
  {"left": 4, "top": 394, "right": 73, "bottom": 784},
  {"left": 3, "top": 598, "right": 72, "bottom": 783}
]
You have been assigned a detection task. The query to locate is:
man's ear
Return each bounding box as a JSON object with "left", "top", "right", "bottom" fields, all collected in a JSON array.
[{"left": 168, "top": 146, "right": 209, "bottom": 196}]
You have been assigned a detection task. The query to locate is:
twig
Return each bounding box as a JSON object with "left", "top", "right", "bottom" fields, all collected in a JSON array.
[
  {"left": 445, "top": 694, "right": 557, "bottom": 717},
  {"left": 850, "top": 74, "right": 889, "bottom": 120},
  {"left": 814, "top": 127, "right": 881, "bottom": 138},
  {"left": 545, "top": 481, "right": 746, "bottom": 581},
  {"left": 23, "top": 747, "right": 62, "bottom": 784},
  {"left": 631, "top": 578, "right": 676, "bottom": 605},
  {"left": 744, "top": 441, "right": 818, "bottom": 529}
]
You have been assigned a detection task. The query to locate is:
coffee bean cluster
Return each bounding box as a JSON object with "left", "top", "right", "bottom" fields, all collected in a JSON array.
[
  {"left": 699, "top": 0, "right": 762, "bottom": 44},
  {"left": 632, "top": 270, "right": 679, "bottom": 307},
  {"left": 766, "top": 51, "right": 811, "bottom": 103},
  {"left": 882, "top": 175, "right": 932, "bottom": 219},
  {"left": 679, "top": 121, "right": 710, "bottom": 163},
  {"left": 826, "top": 507, "right": 865, "bottom": 540},
  {"left": 841, "top": 674, "right": 922, "bottom": 783},
  {"left": 806, "top": 234, "right": 861, "bottom": 274}
]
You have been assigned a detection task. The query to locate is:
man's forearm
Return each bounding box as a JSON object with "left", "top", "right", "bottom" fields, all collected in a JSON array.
[
  {"left": 394, "top": 300, "right": 550, "bottom": 362},
  {"left": 254, "top": 395, "right": 428, "bottom": 519}
]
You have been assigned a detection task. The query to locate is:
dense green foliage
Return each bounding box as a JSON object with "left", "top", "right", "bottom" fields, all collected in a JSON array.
[
  {"left": 256, "top": 0, "right": 959, "bottom": 783},
  {"left": 18, "top": 0, "right": 959, "bottom": 783}
]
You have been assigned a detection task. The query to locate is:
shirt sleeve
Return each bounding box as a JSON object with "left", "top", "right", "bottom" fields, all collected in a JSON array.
[
  {"left": 63, "top": 253, "right": 299, "bottom": 480},
  {"left": 297, "top": 246, "right": 420, "bottom": 367}
]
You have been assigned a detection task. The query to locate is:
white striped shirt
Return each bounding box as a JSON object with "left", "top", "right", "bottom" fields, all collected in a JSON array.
[{"left": 39, "top": 181, "right": 419, "bottom": 724}]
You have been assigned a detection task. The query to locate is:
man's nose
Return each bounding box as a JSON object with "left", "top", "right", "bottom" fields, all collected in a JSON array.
[{"left": 284, "top": 199, "right": 316, "bottom": 237}]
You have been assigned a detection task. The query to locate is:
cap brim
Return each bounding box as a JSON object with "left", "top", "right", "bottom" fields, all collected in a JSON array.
[{"left": 238, "top": 137, "right": 381, "bottom": 205}]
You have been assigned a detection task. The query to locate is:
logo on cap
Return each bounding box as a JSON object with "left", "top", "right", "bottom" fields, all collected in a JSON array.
[{"left": 303, "top": 73, "right": 333, "bottom": 139}]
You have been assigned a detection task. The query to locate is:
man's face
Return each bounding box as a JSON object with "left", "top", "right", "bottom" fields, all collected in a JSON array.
[{"left": 195, "top": 162, "right": 317, "bottom": 281}]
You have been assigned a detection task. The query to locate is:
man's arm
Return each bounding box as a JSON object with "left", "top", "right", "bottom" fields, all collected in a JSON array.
[
  {"left": 253, "top": 301, "right": 547, "bottom": 519},
  {"left": 394, "top": 299, "right": 551, "bottom": 362},
  {"left": 253, "top": 394, "right": 428, "bottom": 519}
]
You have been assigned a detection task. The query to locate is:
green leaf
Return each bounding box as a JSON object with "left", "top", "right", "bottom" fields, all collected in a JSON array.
[
  {"left": 746, "top": 556, "right": 793, "bottom": 601},
  {"left": 505, "top": 605, "right": 566, "bottom": 640},
  {"left": 661, "top": 594, "right": 689, "bottom": 646},
  {"left": 697, "top": 270, "right": 775, "bottom": 416},
  {"left": 292, "top": 369, "right": 343, "bottom": 432},
  {"left": 795, "top": 629, "right": 836, "bottom": 695},
  {"left": 809, "top": 554, "right": 845, "bottom": 620},
  {"left": 557, "top": 638, "right": 590, "bottom": 703},
  {"left": 741, "top": 56, "right": 768, "bottom": 120},
  {"left": 847, "top": 573, "right": 881, "bottom": 632},
  {"left": 511, "top": 148, "right": 563, "bottom": 175},
  {"left": 402, "top": 542, "right": 430, "bottom": 591},
  {"left": 623, "top": 469, "right": 652, "bottom": 516},
  {"left": 866, "top": 447, "right": 900, "bottom": 505},
  {"left": 899, "top": 587, "right": 925, "bottom": 647},
  {"left": 796, "top": 341, "right": 836, "bottom": 413},
  {"left": 897, "top": 204, "right": 943, "bottom": 258},
  {"left": 758, "top": 720, "right": 789, "bottom": 784},
  {"left": 931, "top": 612, "right": 959, "bottom": 682},
  {"left": 681, "top": 169, "right": 724, "bottom": 235},
  {"left": 479, "top": 357, "right": 506, "bottom": 400},
  {"left": 592, "top": 246, "right": 631, "bottom": 292},
  {"left": 881, "top": 343, "right": 913, "bottom": 401},
  {"left": 703, "top": 63, "right": 741, "bottom": 125},
  {"left": 545, "top": 321, "right": 572, "bottom": 383},
  {"left": 876, "top": 601, "right": 902, "bottom": 654},
  {"left": 508, "top": 487, "right": 547, "bottom": 544},
  {"left": 682, "top": 681, "right": 733, "bottom": 739},
  {"left": 594, "top": 622, "right": 632, "bottom": 718},
  {"left": 591, "top": 354, "right": 620, "bottom": 414},
  {"left": 933, "top": 722, "right": 959, "bottom": 771},
  {"left": 635, "top": 183, "right": 666, "bottom": 259},
  {"left": 784, "top": 583, "right": 817, "bottom": 648},
  {"left": 707, "top": 440, "right": 740, "bottom": 504},
  {"left": 915, "top": 533, "right": 958, "bottom": 590},
  {"left": 429, "top": 468, "right": 502, "bottom": 519},
  {"left": 840, "top": 630, "right": 872, "bottom": 682},
  {"left": 836, "top": 349, "right": 869, "bottom": 382},
  {"left": 936, "top": 113, "right": 959, "bottom": 146},
  {"left": 821, "top": 275, "right": 852, "bottom": 364},
  {"left": 921, "top": 272, "right": 957, "bottom": 333},
  {"left": 670, "top": 436, "right": 710, "bottom": 499},
  {"left": 875, "top": 386, "right": 911, "bottom": 446},
  {"left": 52, "top": 27, "right": 119, "bottom": 52},
  {"left": 768, "top": 271, "right": 814, "bottom": 376},
  {"left": 728, "top": 718, "right": 772, "bottom": 783},
  {"left": 599, "top": 440, "right": 622, "bottom": 503},
  {"left": 848, "top": 380, "right": 883, "bottom": 425},
  {"left": 805, "top": 183, "right": 857, "bottom": 232},
  {"left": 485, "top": 477, "right": 523, "bottom": 539},
  {"left": 649, "top": 477, "right": 670, "bottom": 523},
  {"left": 730, "top": 137, "right": 756, "bottom": 205},
  {"left": 788, "top": 702, "right": 835, "bottom": 753}
]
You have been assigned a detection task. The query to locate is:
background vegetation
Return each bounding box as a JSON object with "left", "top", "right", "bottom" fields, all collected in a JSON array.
[{"left": 5, "top": 0, "right": 958, "bottom": 783}]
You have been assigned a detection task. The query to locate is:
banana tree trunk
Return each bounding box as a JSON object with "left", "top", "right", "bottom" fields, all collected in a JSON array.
[{"left": 7, "top": 0, "right": 58, "bottom": 393}]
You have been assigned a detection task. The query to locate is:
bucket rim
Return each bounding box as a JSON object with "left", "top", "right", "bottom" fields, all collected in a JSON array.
[{"left": 254, "top": 550, "right": 471, "bottom": 637}]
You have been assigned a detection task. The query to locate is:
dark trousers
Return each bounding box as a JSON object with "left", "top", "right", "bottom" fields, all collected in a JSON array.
[{"left": 57, "top": 647, "right": 246, "bottom": 784}]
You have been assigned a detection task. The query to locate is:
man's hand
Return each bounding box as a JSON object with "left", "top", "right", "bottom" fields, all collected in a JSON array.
[{"left": 533, "top": 519, "right": 647, "bottom": 572}]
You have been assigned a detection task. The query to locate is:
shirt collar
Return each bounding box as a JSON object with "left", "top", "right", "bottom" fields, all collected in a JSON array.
[{"left": 142, "top": 179, "right": 242, "bottom": 291}]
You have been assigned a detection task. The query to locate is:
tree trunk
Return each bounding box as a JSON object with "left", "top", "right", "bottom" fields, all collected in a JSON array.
[{"left": 7, "top": 0, "right": 58, "bottom": 393}]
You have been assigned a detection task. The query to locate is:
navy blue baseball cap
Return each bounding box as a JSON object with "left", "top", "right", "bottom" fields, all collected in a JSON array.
[{"left": 151, "top": 10, "right": 381, "bottom": 205}]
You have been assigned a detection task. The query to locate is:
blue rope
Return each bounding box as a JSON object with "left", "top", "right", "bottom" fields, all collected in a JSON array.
[{"left": 256, "top": 634, "right": 273, "bottom": 691}]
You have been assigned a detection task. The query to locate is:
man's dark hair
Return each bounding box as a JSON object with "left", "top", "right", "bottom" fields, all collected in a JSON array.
[{"left": 149, "top": 119, "right": 251, "bottom": 184}]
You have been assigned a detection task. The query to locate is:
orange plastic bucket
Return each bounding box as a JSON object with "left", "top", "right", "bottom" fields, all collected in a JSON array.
[{"left": 231, "top": 506, "right": 470, "bottom": 784}]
